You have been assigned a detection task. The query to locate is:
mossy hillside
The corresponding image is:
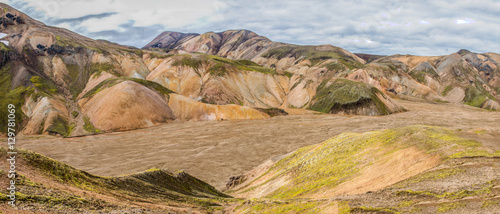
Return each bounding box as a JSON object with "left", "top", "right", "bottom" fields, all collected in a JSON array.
[
  {"left": 239, "top": 125, "right": 491, "bottom": 199},
  {"left": 30, "top": 75, "right": 58, "bottom": 96},
  {"left": 463, "top": 86, "right": 489, "bottom": 108},
  {"left": 0, "top": 65, "right": 33, "bottom": 133},
  {"left": 0, "top": 147, "right": 230, "bottom": 209},
  {"left": 57, "top": 59, "right": 121, "bottom": 100},
  {"left": 45, "top": 116, "right": 70, "bottom": 137},
  {"left": 148, "top": 51, "right": 174, "bottom": 59},
  {"left": 207, "top": 62, "right": 228, "bottom": 76},
  {"left": 408, "top": 67, "right": 439, "bottom": 84},
  {"left": 55, "top": 35, "right": 108, "bottom": 54},
  {"left": 0, "top": 185, "right": 109, "bottom": 211},
  {"left": 308, "top": 78, "right": 391, "bottom": 115},
  {"left": 262, "top": 45, "right": 363, "bottom": 69},
  {"left": 172, "top": 54, "right": 278, "bottom": 76},
  {"left": 172, "top": 55, "right": 204, "bottom": 70},
  {"left": 205, "top": 55, "right": 276, "bottom": 75},
  {"left": 81, "top": 77, "right": 175, "bottom": 99},
  {"left": 65, "top": 63, "right": 93, "bottom": 100},
  {"left": 323, "top": 61, "right": 345, "bottom": 71}
]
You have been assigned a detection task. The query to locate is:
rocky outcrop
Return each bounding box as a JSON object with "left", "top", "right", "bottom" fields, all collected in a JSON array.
[{"left": 309, "top": 79, "right": 406, "bottom": 115}]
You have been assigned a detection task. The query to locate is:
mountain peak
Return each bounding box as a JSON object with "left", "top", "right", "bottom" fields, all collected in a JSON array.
[
  {"left": 142, "top": 31, "right": 199, "bottom": 49},
  {"left": 457, "top": 49, "right": 473, "bottom": 56}
]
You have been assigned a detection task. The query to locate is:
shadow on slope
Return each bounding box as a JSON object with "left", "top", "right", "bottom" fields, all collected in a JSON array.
[{"left": 0, "top": 147, "right": 231, "bottom": 213}]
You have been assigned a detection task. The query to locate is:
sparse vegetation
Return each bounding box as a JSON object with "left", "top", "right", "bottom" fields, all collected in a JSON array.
[
  {"left": 45, "top": 116, "right": 70, "bottom": 137},
  {"left": 148, "top": 52, "right": 174, "bottom": 59},
  {"left": 207, "top": 62, "right": 228, "bottom": 76},
  {"left": 403, "top": 168, "right": 464, "bottom": 184},
  {"left": 397, "top": 182, "right": 493, "bottom": 200},
  {"left": 437, "top": 202, "right": 465, "bottom": 213},
  {"left": 91, "top": 63, "right": 116, "bottom": 77},
  {"left": 172, "top": 55, "right": 204, "bottom": 70},
  {"left": 236, "top": 199, "right": 324, "bottom": 213},
  {"left": 262, "top": 46, "right": 363, "bottom": 69},
  {"left": 350, "top": 206, "right": 400, "bottom": 213},
  {"left": 83, "top": 116, "right": 100, "bottom": 134},
  {"left": 324, "top": 61, "right": 344, "bottom": 71},
  {"left": 30, "top": 76, "right": 58, "bottom": 95},
  {"left": 283, "top": 71, "right": 294, "bottom": 78},
  {"left": 441, "top": 85, "right": 454, "bottom": 96}
]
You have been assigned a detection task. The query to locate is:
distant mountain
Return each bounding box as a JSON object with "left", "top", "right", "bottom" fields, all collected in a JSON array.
[{"left": 144, "top": 30, "right": 500, "bottom": 111}]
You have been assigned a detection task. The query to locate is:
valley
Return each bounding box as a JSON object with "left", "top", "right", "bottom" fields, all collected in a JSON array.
[{"left": 16, "top": 99, "right": 500, "bottom": 190}]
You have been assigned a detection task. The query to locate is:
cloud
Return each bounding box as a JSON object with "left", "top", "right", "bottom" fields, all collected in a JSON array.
[{"left": 2, "top": 0, "right": 500, "bottom": 56}]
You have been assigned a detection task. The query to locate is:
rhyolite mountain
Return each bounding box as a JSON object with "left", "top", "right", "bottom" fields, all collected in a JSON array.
[{"left": 1, "top": 2, "right": 499, "bottom": 137}]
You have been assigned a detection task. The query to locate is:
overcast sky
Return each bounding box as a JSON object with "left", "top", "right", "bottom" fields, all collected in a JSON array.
[{"left": 3, "top": 0, "right": 500, "bottom": 56}]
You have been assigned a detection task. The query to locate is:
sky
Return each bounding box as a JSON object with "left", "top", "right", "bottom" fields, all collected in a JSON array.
[{"left": 2, "top": 0, "right": 500, "bottom": 56}]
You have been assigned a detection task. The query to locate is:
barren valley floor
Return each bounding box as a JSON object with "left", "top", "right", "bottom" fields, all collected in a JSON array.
[{"left": 17, "top": 99, "right": 500, "bottom": 190}]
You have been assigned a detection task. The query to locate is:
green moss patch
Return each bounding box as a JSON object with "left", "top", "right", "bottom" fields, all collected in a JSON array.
[
  {"left": 0, "top": 66, "right": 33, "bottom": 133},
  {"left": 45, "top": 116, "right": 70, "bottom": 137},
  {"left": 30, "top": 76, "right": 58, "bottom": 95},
  {"left": 308, "top": 78, "right": 392, "bottom": 115},
  {"left": 83, "top": 116, "right": 100, "bottom": 134},
  {"left": 463, "top": 86, "right": 489, "bottom": 108}
]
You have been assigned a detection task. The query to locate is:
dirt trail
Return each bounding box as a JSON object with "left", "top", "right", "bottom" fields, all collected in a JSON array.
[{"left": 15, "top": 99, "right": 500, "bottom": 189}]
